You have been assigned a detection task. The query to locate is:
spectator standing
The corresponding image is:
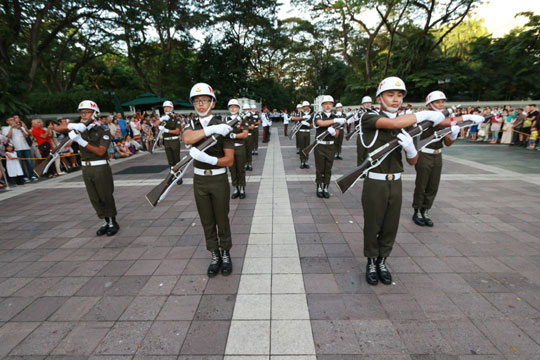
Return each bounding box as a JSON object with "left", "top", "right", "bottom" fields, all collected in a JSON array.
[
  {"left": 490, "top": 113, "right": 502, "bottom": 144},
  {"left": 500, "top": 109, "right": 514, "bottom": 144},
  {"left": 283, "top": 108, "right": 289, "bottom": 136},
  {"left": 130, "top": 116, "right": 142, "bottom": 143},
  {"left": 31, "top": 119, "right": 57, "bottom": 178},
  {"left": 116, "top": 113, "right": 127, "bottom": 137},
  {"left": 2, "top": 115, "right": 36, "bottom": 181},
  {"left": 5, "top": 143, "right": 25, "bottom": 185}
]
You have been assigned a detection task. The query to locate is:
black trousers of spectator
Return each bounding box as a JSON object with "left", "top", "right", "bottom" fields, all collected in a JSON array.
[{"left": 263, "top": 126, "right": 270, "bottom": 143}]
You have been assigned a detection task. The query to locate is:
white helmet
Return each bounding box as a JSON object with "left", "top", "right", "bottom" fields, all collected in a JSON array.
[
  {"left": 321, "top": 95, "right": 334, "bottom": 104},
  {"left": 251, "top": 104, "right": 257, "bottom": 110},
  {"left": 78, "top": 100, "right": 100, "bottom": 118},
  {"left": 376, "top": 77, "right": 407, "bottom": 97},
  {"left": 242, "top": 104, "right": 251, "bottom": 110},
  {"left": 425, "top": 90, "right": 447, "bottom": 106},
  {"left": 189, "top": 82, "right": 216, "bottom": 102},
  {"left": 335, "top": 102, "right": 343, "bottom": 108},
  {"left": 228, "top": 99, "right": 240, "bottom": 107},
  {"left": 296, "top": 104, "right": 302, "bottom": 109},
  {"left": 361, "top": 96, "right": 373, "bottom": 104},
  {"left": 163, "top": 100, "right": 174, "bottom": 108},
  {"left": 302, "top": 101, "right": 310, "bottom": 107}
]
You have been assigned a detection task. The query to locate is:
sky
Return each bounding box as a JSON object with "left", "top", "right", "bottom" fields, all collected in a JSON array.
[{"left": 277, "top": 0, "right": 540, "bottom": 38}]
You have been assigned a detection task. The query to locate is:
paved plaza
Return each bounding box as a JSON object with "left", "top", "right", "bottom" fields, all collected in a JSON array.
[{"left": 1, "top": 124, "right": 540, "bottom": 359}]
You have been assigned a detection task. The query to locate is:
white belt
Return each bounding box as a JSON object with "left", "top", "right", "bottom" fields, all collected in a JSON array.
[
  {"left": 234, "top": 143, "right": 244, "bottom": 147},
  {"left": 164, "top": 136, "right": 179, "bottom": 140},
  {"left": 367, "top": 172, "right": 401, "bottom": 181},
  {"left": 298, "top": 129, "right": 310, "bottom": 133},
  {"left": 248, "top": 133, "right": 253, "bottom": 136},
  {"left": 193, "top": 167, "right": 227, "bottom": 176},
  {"left": 82, "top": 160, "right": 108, "bottom": 167},
  {"left": 254, "top": 126, "right": 259, "bottom": 128},
  {"left": 317, "top": 140, "right": 334, "bottom": 145},
  {"left": 421, "top": 148, "right": 441, "bottom": 154}
]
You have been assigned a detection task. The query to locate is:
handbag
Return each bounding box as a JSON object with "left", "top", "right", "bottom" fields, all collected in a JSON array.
[{"left": 38, "top": 141, "right": 51, "bottom": 153}]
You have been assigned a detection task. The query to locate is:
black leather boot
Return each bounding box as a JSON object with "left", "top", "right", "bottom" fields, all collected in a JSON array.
[
  {"left": 231, "top": 186, "right": 240, "bottom": 199},
  {"left": 106, "top": 217, "right": 120, "bottom": 236},
  {"left": 221, "top": 249, "right": 232, "bottom": 276},
  {"left": 239, "top": 186, "right": 246, "bottom": 199},
  {"left": 323, "top": 184, "right": 330, "bottom": 198},
  {"left": 300, "top": 162, "right": 305, "bottom": 169},
  {"left": 96, "top": 217, "right": 109, "bottom": 236},
  {"left": 412, "top": 208, "right": 425, "bottom": 226},
  {"left": 421, "top": 208, "right": 434, "bottom": 227},
  {"left": 376, "top": 256, "right": 392, "bottom": 285},
  {"left": 304, "top": 163, "right": 310, "bottom": 169},
  {"left": 207, "top": 250, "right": 221, "bottom": 277},
  {"left": 177, "top": 178, "right": 183, "bottom": 185},
  {"left": 366, "top": 258, "right": 378, "bottom": 285},
  {"left": 335, "top": 153, "right": 343, "bottom": 160},
  {"left": 316, "top": 184, "right": 323, "bottom": 198}
]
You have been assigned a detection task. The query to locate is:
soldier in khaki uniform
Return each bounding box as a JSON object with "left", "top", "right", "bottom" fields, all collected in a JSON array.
[
  {"left": 313, "top": 95, "right": 345, "bottom": 198},
  {"left": 291, "top": 101, "right": 313, "bottom": 168},
  {"left": 61, "top": 100, "right": 120, "bottom": 236},
  {"left": 412, "top": 91, "right": 475, "bottom": 227},
  {"left": 242, "top": 104, "right": 255, "bottom": 171},
  {"left": 226, "top": 99, "right": 249, "bottom": 199},
  {"left": 293, "top": 103, "right": 302, "bottom": 153},
  {"left": 251, "top": 104, "right": 261, "bottom": 155},
  {"left": 347, "top": 96, "right": 374, "bottom": 166},
  {"left": 182, "top": 83, "right": 235, "bottom": 277},
  {"left": 334, "top": 102, "right": 345, "bottom": 160},
  {"left": 159, "top": 101, "right": 183, "bottom": 180},
  {"left": 359, "top": 77, "right": 447, "bottom": 286}
]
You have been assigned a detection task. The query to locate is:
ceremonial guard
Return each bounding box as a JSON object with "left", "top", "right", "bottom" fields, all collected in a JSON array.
[
  {"left": 283, "top": 108, "right": 289, "bottom": 136},
  {"left": 159, "top": 100, "right": 183, "bottom": 184},
  {"left": 334, "top": 102, "right": 345, "bottom": 160},
  {"left": 64, "top": 101, "right": 120, "bottom": 236},
  {"left": 411, "top": 91, "right": 460, "bottom": 227},
  {"left": 313, "top": 95, "right": 345, "bottom": 198},
  {"left": 251, "top": 104, "right": 260, "bottom": 155},
  {"left": 347, "top": 96, "right": 374, "bottom": 165},
  {"left": 242, "top": 104, "right": 255, "bottom": 171},
  {"left": 182, "top": 83, "right": 235, "bottom": 277},
  {"left": 227, "top": 99, "right": 249, "bottom": 199},
  {"left": 358, "top": 77, "right": 447, "bottom": 286},
  {"left": 292, "top": 101, "right": 313, "bottom": 168},
  {"left": 294, "top": 103, "right": 302, "bottom": 153}
]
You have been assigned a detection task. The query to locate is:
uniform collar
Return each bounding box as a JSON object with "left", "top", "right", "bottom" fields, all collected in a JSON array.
[
  {"left": 383, "top": 111, "right": 397, "bottom": 119},
  {"left": 199, "top": 115, "right": 213, "bottom": 127}
]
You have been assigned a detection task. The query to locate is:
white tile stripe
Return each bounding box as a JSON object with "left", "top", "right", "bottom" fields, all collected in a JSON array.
[{"left": 226, "top": 129, "right": 316, "bottom": 358}]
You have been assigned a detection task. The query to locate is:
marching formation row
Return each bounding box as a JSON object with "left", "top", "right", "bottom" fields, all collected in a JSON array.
[{"left": 42, "top": 76, "right": 486, "bottom": 285}]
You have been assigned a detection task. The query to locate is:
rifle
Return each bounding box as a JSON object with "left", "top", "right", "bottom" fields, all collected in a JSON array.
[
  {"left": 288, "top": 119, "right": 303, "bottom": 140},
  {"left": 345, "top": 107, "right": 377, "bottom": 141},
  {"left": 33, "top": 117, "right": 95, "bottom": 177},
  {"left": 302, "top": 120, "right": 341, "bottom": 156},
  {"left": 145, "top": 117, "right": 239, "bottom": 207},
  {"left": 151, "top": 112, "right": 177, "bottom": 153}
]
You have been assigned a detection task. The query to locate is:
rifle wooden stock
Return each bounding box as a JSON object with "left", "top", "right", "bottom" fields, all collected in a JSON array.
[
  {"left": 302, "top": 122, "right": 340, "bottom": 157},
  {"left": 145, "top": 117, "right": 239, "bottom": 207},
  {"left": 288, "top": 121, "right": 302, "bottom": 140},
  {"left": 34, "top": 117, "right": 94, "bottom": 177},
  {"left": 417, "top": 120, "right": 475, "bottom": 150},
  {"left": 335, "top": 120, "right": 433, "bottom": 194}
]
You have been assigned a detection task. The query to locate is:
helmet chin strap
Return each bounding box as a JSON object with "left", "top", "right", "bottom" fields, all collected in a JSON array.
[
  {"left": 380, "top": 97, "right": 401, "bottom": 113},
  {"left": 196, "top": 99, "right": 214, "bottom": 117}
]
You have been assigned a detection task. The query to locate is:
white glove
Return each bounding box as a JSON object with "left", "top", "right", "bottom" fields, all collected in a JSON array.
[
  {"left": 327, "top": 127, "right": 336, "bottom": 136},
  {"left": 449, "top": 125, "right": 460, "bottom": 140},
  {"left": 160, "top": 115, "right": 170, "bottom": 122},
  {"left": 158, "top": 125, "right": 169, "bottom": 133},
  {"left": 67, "top": 123, "right": 87, "bottom": 132},
  {"left": 303, "top": 114, "right": 311, "bottom": 120},
  {"left": 415, "top": 111, "right": 445, "bottom": 126},
  {"left": 204, "top": 124, "right": 233, "bottom": 137},
  {"left": 301, "top": 121, "right": 310, "bottom": 127},
  {"left": 347, "top": 117, "right": 356, "bottom": 125},
  {"left": 68, "top": 130, "right": 88, "bottom": 147},
  {"left": 189, "top": 147, "right": 218, "bottom": 165},
  {"left": 397, "top": 129, "right": 417, "bottom": 159},
  {"left": 462, "top": 114, "right": 484, "bottom": 125},
  {"left": 333, "top": 118, "right": 345, "bottom": 125},
  {"left": 229, "top": 133, "right": 236, "bottom": 139}
]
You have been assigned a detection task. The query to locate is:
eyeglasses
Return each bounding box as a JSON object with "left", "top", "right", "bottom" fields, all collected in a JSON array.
[
  {"left": 192, "top": 99, "right": 212, "bottom": 105},
  {"left": 80, "top": 110, "right": 94, "bottom": 115}
]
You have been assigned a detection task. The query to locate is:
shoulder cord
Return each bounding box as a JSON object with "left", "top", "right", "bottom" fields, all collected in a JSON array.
[{"left": 358, "top": 108, "right": 380, "bottom": 149}]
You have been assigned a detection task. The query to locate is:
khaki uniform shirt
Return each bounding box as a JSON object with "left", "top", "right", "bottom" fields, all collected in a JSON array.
[
  {"left": 80, "top": 125, "right": 111, "bottom": 161},
  {"left": 185, "top": 116, "right": 234, "bottom": 170}
]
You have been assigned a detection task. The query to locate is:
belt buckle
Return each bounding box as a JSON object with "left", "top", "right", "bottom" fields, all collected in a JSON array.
[
  {"left": 434, "top": 149, "right": 440, "bottom": 154},
  {"left": 85, "top": 161, "right": 90, "bottom": 166},
  {"left": 204, "top": 169, "right": 212, "bottom": 176},
  {"left": 386, "top": 174, "right": 394, "bottom": 181}
]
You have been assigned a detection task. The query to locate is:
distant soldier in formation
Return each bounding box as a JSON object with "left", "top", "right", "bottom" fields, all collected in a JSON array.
[
  {"left": 334, "top": 102, "right": 345, "bottom": 160},
  {"left": 226, "top": 99, "right": 249, "bottom": 200},
  {"left": 242, "top": 104, "right": 255, "bottom": 171},
  {"left": 159, "top": 100, "right": 183, "bottom": 184},
  {"left": 291, "top": 101, "right": 313, "bottom": 169}
]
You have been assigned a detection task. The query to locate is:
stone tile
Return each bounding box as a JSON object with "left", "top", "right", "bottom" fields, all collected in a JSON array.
[
  {"left": 153, "top": 259, "right": 188, "bottom": 276},
  {"left": 306, "top": 294, "right": 348, "bottom": 320},
  {"left": 243, "top": 257, "right": 272, "bottom": 274},
  {"left": 104, "top": 275, "right": 149, "bottom": 296},
  {"left": 460, "top": 273, "right": 510, "bottom": 293},
  {"left": 125, "top": 260, "right": 161, "bottom": 276},
  {"left": 44, "top": 277, "right": 91, "bottom": 296},
  {"left": 11, "top": 321, "right": 75, "bottom": 355},
  {"left": 300, "top": 257, "right": 332, "bottom": 274},
  {"left": 447, "top": 293, "right": 503, "bottom": 319},
  {"left": 75, "top": 277, "right": 119, "bottom": 296},
  {"left": 238, "top": 274, "right": 271, "bottom": 294},
  {"left": 298, "top": 244, "right": 326, "bottom": 257},
  {"left": 378, "top": 294, "right": 426, "bottom": 320},
  {"left": 272, "top": 274, "right": 306, "bottom": 294},
  {"left": 51, "top": 322, "right": 113, "bottom": 355},
  {"left": 194, "top": 294, "right": 236, "bottom": 320},
  {"left": 232, "top": 294, "right": 271, "bottom": 320},
  {"left": 180, "top": 320, "right": 230, "bottom": 355},
  {"left": 271, "top": 320, "right": 315, "bottom": 355},
  {"left": 120, "top": 296, "right": 167, "bottom": 321},
  {"left": 138, "top": 321, "right": 190, "bottom": 355},
  {"left": 0, "top": 277, "right": 34, "bottom": 297},
  {"left": 272, "top": 294, "right": 310, "bottom": 320},
  {"left": 430, "top": 273, "right": 476, "bottom": 293},
  {"left": 310, "top": 320, "right": 360, "bottom": 355},
  {"left": 50, "top": 296, "right": 100, "bottom": 321},
  {"left": 95, "top": 321, "right": 152, "bottom": 355},
  {"left": 205, "top": 274, "right": 241, "bottom": 294},
  {"left": 303, "top": 274, "right": 340, "bottom": 294},
  {"left": 225, "top": 320, "right": 270, "bottom": 355},
  {"left": 343, "top": 294, "right": 388, "bottom": 320},
  {"left": 0, "top": 297, "right": 35, "bottom": 321},
  {"left": 13, "top": 296, "right": 68, "bottom": 321},
  {"left": 272, "top": 245, "right": 299, "bottom": 258},
  {"left": 0, "top": 322, "right": 40, "bottom": 356},
  {"left": 13, "top": 277, "right": 62, "bottom": 297},
  {"left": 434, "top": 319, "right": 500, "bottom": 355},
  {"left": 84, "top": 296, "right": 134, "bottom": 321},
  {"left": 411, "top": 290, "right": 464, "bottom": 320},
  {"left": 394, "top": 320, "right": 453, "bottom": 354},
  {"left": 483, "top": 293, "right": 540, "bottom": 318},
  {"left": 334, "top": 272, "right": 376, "bottom": 294},
  {"left": 172, "top": 275, "right": 208, "bottom": 295},
  {"left": 157, "top": 295, "right": 201, "bottom": 320},
  {"left": 139, "top": 275, "right": 179, "bottom": 296},
  {"left": 96, "top": 260, "right": 135, "bottom": 276},
  {"left": 351, "top": 319, "right": 406, "bottom": 354},
  {"left": 473, "top": 319, "right": 540, "bottom": 355},
  {"left": 272, "top": 257, "right": 302, "bottom": 274}
]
